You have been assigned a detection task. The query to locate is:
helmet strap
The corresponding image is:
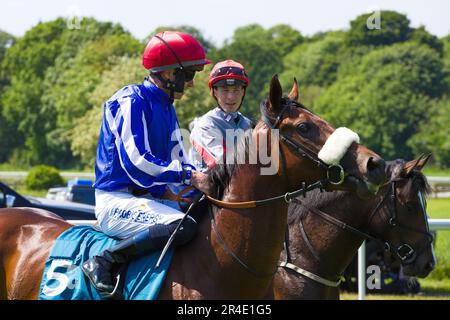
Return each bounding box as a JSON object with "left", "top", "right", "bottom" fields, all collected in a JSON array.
[{"left": 151, "top": 70, "right": 186, "bottom": 101}]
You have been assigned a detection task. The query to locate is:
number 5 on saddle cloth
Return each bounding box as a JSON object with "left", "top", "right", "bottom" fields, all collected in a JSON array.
[{"left": 39, "top": 225, "right": 174, "bottom": 300}]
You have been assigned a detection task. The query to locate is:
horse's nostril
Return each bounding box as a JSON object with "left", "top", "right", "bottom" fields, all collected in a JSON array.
[{"left": 367, "top": 157, "right": 385, "bottom": 172}]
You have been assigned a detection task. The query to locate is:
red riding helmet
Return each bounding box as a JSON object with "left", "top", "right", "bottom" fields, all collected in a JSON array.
[
  {"left": 208, "top": 60, "right": 250, "bottom": 89},
  {"left": 142, "top": 31, "right": 211, "bottom": 72}
]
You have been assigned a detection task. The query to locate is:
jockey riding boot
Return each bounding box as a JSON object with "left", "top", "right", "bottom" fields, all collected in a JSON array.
[{"left": 81, "top": 218, "right": 197, "bottom": 297}]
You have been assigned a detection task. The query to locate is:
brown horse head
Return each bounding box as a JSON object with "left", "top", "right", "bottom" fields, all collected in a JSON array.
[
  {"left": 261, "top": 76, "right": 385, "bottom": 198},
  {"left": 369, "top": 154, "right": 435, "bottom": 278}
]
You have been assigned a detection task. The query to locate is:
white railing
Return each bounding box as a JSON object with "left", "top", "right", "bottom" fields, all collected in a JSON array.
[
  {"left": 427, "top": 177, "right": 450, "bottom": 197},
  {"left": 357, "top": 218, "right": 450, "bottom": 300}
]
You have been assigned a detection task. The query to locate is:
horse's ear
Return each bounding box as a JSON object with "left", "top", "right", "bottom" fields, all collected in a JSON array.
[
  {"left": 402, "top": 154, "right": 432, "bottom": 176},
  {"left": 268, "top": 74, "right": 283, "bottom": 112},
  {"left": 288, "top": 78, "right": 299, "bottom": 102}
]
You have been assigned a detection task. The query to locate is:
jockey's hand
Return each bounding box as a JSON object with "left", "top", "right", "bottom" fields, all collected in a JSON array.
[{"left": 190, "top": 170, "right": 214, "bottom": 196}]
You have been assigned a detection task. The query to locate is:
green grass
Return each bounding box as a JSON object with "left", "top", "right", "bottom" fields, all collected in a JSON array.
[
  {"left": 0, "top": 163, "right": 93, "bottom": 173},
  {"left": 419, "top": 278, "right": 450, "bottom": 295},
  {"left": 423, "top": 167, "right": 450, "bottom": 177},
  {"left": 0, "top": 163, "right": 28, "bottom": 171},
  {"left": 426, "top": 198, "right": 450, "bottom": 283},
  {"left": 428, "top": 198, "right": 450, "bottom": 218},
  {"left": 14, "top": 186, "right": 48, "bottom": 198}
]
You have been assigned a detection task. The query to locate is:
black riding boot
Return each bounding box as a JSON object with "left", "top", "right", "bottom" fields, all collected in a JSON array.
[{"left": 81, "top": 219, "right": 197, "bottom": 297}]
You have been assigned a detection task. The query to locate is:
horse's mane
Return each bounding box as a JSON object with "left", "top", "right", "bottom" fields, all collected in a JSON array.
[{"left": 207, "top": 127, "right": 253, "bottom": 199}]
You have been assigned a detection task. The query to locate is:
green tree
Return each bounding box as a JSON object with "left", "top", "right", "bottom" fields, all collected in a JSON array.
[
  {"left": 346, "top": 11, "right": 412, "bottom": 47},
  {"left": 70, "top": 56, "right": 147, "bottom": 167},
  {"left": 0, "top": 30, "right": 15, "bottom": 70},
  {"left": 409, "top": 26, "right": 443, "bottom": 56},
  {"left": 0, "top": 30, "right": 16, "bottom": 162},
  {"left": 0, "top": 18, "right": 141, "bottom": 166},
  {"left": 442, "top": 34, "right": 450, "bottom": 91},
  {"left": 25, "top": 165, "right": 64, "bottom": 190},
  {"left": 408, "top": 97, "right": 450, "bottom": 168},
  {"left": 43, "top": 33, "right": 142, "bottom": 129},
  {"left": 280, "top": 32, "right": 345, "bottom": 89},
  {"left": 313, "top": 43, "right": 444, "bottom": 159},
  {"left": 1, "top": 19, "right": 71, "bottom": 164},
  {"left": 267, "top": 24, "right": 304, "bottom": 57}
]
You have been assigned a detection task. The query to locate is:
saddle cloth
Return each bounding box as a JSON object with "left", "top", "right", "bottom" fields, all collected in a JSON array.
[{"left": 38, "top": 225, "right": 173, "bottom": 300}]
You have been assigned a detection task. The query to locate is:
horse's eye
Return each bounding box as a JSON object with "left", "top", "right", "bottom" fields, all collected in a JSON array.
[{"left": 297, "top": 122, "right": 310, "bottom": 134}]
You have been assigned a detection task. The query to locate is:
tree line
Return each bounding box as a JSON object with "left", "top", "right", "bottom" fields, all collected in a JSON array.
[{"left": 0, "top": 11, "right": 449, "bottom": 169}]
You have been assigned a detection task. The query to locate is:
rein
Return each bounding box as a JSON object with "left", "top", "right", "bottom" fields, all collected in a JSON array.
[
  {"left": 206, "top": 180, "right": 326, "bottom": 209},
  {"left": 281, "top": 177, "right": 434, "bottom": 287}
]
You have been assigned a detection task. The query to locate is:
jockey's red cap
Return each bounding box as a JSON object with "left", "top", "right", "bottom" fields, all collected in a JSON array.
[
  {"left": 142, "top": 31, "right": 211, "bottom": 72},
  {"left": 208, "top": 60, "right": 250, "bottom": 89}
]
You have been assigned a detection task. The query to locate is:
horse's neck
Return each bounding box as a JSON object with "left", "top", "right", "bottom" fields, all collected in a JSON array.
[
  {"left": 213, "top": 165, "right": 288, "bottom": 297},
  {"left": 169, "top": 165, "right": 289, "bottom": 299},
  {"left": 290, "top": 192, "right": 371, "bottom": 287}
]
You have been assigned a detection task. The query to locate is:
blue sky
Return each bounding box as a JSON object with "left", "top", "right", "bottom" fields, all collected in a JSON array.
[{"left": 1, "top": 0, "right": 449, "bottom": 45}]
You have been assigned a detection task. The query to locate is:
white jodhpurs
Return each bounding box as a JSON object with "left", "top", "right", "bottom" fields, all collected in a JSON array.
[{"left": 94, "top": 189, "right": 194, "bottom": 239}]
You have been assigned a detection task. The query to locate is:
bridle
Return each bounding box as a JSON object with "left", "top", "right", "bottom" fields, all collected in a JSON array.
[
  {"left": 281, "top": 175, "right": 434, "bottom": 286},
  {"left": 206, "top": 99, "right": 346, "bottom": 209},
  {"left": 206, "top": 98, "right": 348, "bottom": 278},
  {"left": 365, "top": 177, "right": 434, "bottom": 264}
]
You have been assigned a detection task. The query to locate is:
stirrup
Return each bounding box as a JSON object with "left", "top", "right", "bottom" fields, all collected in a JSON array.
[{"left": 98, "top": 273, "right": 123, "bottom": 300}]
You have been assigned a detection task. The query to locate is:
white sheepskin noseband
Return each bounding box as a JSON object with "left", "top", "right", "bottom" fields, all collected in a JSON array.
[{"left": 318, "top": 127, "right": 360, "bottom": 165}]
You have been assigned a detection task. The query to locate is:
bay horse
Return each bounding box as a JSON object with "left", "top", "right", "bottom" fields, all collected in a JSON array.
[
  {"left": 0, "top": 76, "right": 386, "bottom": 299},
  {"left": 272, "top": 155, "right": 436, "bottom": 300}
]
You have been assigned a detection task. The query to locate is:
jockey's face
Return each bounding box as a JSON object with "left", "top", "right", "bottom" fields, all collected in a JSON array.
[{"left": 213, "top": 85, "right": 245, "bottom": 113}]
